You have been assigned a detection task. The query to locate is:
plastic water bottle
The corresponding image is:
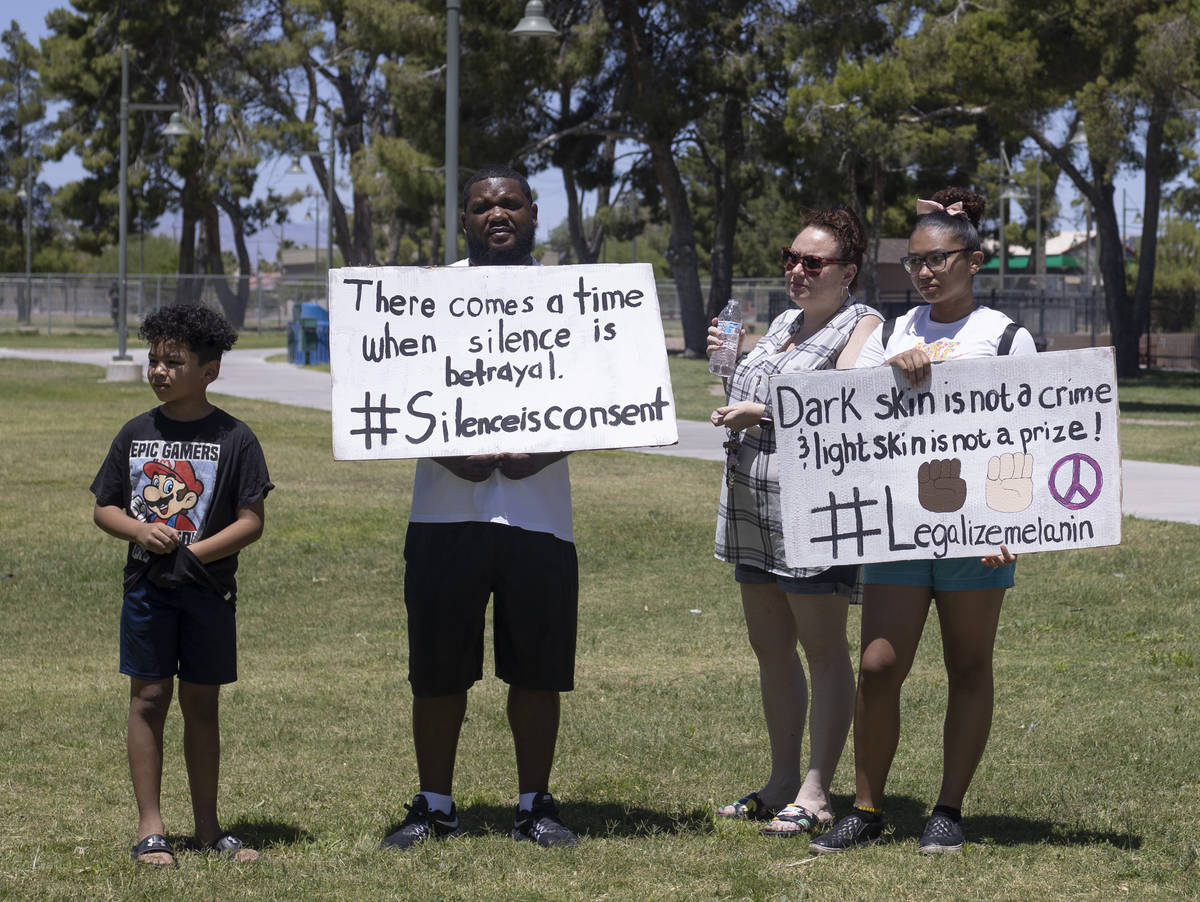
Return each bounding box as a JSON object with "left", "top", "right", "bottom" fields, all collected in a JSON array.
[{"left": 708, "top": 298, "right": 743, "bottom": 376}]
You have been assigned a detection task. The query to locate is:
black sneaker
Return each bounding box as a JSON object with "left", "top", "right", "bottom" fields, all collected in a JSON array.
[
  {"left": 380, "top": 794, "right": 461, "bottom": 849},
  {"left": 809, "top": 810, "right": 884, "bottom": 855},
  {"left": 918, "top": 811, "right": 964, "bottom": 854},
  {"left": 511, "top": 792, "right": 578, "bottom": 847}
]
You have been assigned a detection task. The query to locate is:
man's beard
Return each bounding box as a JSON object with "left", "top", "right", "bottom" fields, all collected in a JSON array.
[{"left": 465, "top": 230, "right": 535, "bottom": 265}]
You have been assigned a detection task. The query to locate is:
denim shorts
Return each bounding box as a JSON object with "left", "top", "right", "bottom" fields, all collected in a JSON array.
[
  {"left": 734, "top": 563, "right": 858, "bottom": 596},
  {"left": 863, "top": 556, "right": 1015, "bottom": 591},
  {"left": 120, "top": 578, "right": 237, "bottom": 685}
]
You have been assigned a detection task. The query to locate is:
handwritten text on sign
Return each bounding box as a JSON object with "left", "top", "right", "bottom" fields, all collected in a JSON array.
[
  {"left": 774, "top": 348, "right": 1121, "bottom": 567},
  {"left": 329, "top": 263, "right": 678, "bottom": 459}
]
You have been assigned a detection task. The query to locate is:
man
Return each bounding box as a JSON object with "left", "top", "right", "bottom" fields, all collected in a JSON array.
[{"left": 383, "top": 165, "right": 579, "bottom": 849}]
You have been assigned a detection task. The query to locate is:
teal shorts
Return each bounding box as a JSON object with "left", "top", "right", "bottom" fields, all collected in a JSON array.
[{"left": 863, "top": 556, "right": 1015, "bottom": 591}]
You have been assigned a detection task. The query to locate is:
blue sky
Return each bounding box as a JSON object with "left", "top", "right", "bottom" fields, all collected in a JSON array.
[{"left": 11, "top": 2, "right": 1147, "bottom": 270}]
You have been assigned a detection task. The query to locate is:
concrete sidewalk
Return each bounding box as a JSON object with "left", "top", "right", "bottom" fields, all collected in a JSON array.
[{"left": 3, "top": 345, "right": 1197, "bottom": 526}]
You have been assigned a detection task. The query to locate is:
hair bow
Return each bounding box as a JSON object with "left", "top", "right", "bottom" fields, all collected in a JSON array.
[{"left": 916, "top": 198, "right": 967, "bottom": 220}]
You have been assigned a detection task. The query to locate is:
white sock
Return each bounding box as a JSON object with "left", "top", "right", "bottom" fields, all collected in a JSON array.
[
  {"left": 518, "top": 791, "right": 542, "bottom": 812},
  {"left": 419, "top": 791, "right": 455, "bottom": 816}
]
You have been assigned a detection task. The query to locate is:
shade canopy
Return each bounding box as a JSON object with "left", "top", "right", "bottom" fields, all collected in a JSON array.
[{"left": 978, "top": 254, "right": 1083, "bottom": 272}]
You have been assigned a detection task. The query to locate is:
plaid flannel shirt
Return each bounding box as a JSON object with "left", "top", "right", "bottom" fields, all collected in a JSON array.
[{"left": 714, "top": 300, "right": 878, "bottom": 577}]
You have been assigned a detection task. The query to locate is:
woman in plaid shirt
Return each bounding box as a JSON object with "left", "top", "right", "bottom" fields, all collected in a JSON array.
[{"left": 709, "top": 207, "right": 881, "bottom": 836}]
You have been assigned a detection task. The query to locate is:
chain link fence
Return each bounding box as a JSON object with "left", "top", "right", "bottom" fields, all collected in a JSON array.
[
  {"left": 3, "top": 271, "right": 1194, "bottom": 368},
  {"left": 0, "top": 273, "right": 326, "bottom": 333}
]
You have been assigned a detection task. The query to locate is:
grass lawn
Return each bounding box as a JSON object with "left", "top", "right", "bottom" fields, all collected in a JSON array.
[
  {"left": 0, "top": 358, "right": 1197, "bottom": 900},
  {"left": 1115, "top": 372, "right": 1200, "bottom": 466}
]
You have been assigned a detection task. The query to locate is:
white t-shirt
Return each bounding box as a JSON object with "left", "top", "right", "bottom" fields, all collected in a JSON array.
[
  {"left": 409, "top": 457, "right": 573, "bottom": 542},
  {"left": 409, "top": 255, "right": 573, "bottom": 543},
  {"left": 855, "top": 304, "right": 1037, "bottom": 367}
]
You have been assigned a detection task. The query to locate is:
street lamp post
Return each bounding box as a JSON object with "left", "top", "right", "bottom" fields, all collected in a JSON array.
[
  {"left": 1034, "top": 152, "right": 1042, "bottom": 285},
  {"left": 328, "top": 113, "right": 335, "bottom": 272},
  {"left": 443, "top": 0, "right": 461, "bottom": 265},
  {"left": 115, "top": 45, "right": 188, "bottom": 369},
  {"left": 16, "top": 153, "right": 32, "bottom": 327},
  {"left": 1120, "top": 188, "right": 1142, "bottom": 251},
  {"left": 442, "top": 1, "right": 558, "bottom": 264},
  {"left": 1000, "top": 180, "right": 1029, "bottom": 291}
]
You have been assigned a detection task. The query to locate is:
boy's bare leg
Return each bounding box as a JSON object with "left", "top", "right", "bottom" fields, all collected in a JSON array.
[
  {"left": 178, "top": 681, "right": 221, "bottom": 843},
  {"left": 128, "top": 677, "right": 174, "bottom": 864},
  {"left": 179, "top": 681, "right": 258, "bottom": 861}
]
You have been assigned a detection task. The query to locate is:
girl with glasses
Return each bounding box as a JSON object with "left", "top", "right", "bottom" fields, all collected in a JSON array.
[
  {"left": 811, "top": 187, "right": 1037, "bottom": 856},
  {"left": 709, "top": 207, "right": 881, "bottom": 837}
]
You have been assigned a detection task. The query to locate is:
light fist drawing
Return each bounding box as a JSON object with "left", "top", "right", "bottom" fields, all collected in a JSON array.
[{"left": 986, "top": 453, "right": 1035, "bottom": 513}]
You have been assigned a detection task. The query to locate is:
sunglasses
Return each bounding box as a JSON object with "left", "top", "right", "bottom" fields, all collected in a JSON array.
[
  {"left": 900, "top": 247, "right": 971, "bottom": 274},
  {"left": 780, "top": 247, "right": 850, "bottom": 273}
]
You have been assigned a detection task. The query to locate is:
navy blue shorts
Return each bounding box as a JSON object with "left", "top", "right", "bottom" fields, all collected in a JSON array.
[
  {"left": 403, "top": 521, "right": 578, "bottom": 697},
  {"left": 120, "top": 578, "right": 237, "bottom": 685}
]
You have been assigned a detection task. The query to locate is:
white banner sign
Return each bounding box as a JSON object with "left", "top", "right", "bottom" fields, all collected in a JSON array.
[
  {"left": 774, "top": 347, "right": 1122, "bottom": 567},
  {"left": 329, "top": 263, "right": 678, "bottom": 459}
]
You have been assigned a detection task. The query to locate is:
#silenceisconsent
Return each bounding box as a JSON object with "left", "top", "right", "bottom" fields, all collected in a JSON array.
[{"left": 399, "top": 386, "right": 672, "bottom": 446}]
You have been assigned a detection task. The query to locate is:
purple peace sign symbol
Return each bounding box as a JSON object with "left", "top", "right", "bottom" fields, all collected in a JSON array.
[{"left": 1048, "top": 453, "right": 1103, "bottom": 510}]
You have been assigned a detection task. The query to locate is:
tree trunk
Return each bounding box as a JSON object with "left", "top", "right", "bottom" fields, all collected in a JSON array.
[
  {"left": 562, "top": 164, "right": 596, "bottom": 264},
  {"left": 1038, "top": 129, "right": 1149, "bottom": 379},
  {"left": 386, "top": 209, "right": 402, "bottom": 265},
  {"left": 16, "top": 282, "right": 30, "bottom": 325},
  {"left": 1132, "top": 101, "right": 1166, "bottom": 369},
  {"left": 862, "top": 158, "right": 884, "bottom": 308},
  {"left": 328, "top": 15, "right": 375, "bottom": 267},
  {"left": 431, "top": 205, "right": 448, "bottom": 264},
  {"left": 650, "top": 137, "right": 706, "bottom": 356},
  {"left": 707, "top": 95, "right": 743, "bottom": 321},
  {"left": 178, "top": 206, "right": 200, "bottom": 305},
  {"left": 201, "top": 203, "right": 249, "bottom": 328},
  {"left": 1091, "top": 182, "right": 1139, "bottom": 376},
  {"left": 224, "top": 201, "right": 254, "bottom": 329}
]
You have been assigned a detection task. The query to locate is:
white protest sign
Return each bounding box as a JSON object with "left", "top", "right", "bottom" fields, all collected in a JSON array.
[
  {"left": 328, "top": 263, "right": 678, "bottom": 459},
  {"left": 774, "top": 347, "right": 1121, "bottom": 568}
]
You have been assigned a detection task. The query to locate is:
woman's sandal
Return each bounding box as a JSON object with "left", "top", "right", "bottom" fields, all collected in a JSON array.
[
  {"left": 130, "top": 833, "right": 177, "bottom": 867},
  {"left": 197, "top": 831, "right": 260, "bottom": 862},
  {"left": 715, "top": 792, "right": 778, "bottom": 821},
  {"left": 760, "top": 804, "right": 821, "bottom": 837}
]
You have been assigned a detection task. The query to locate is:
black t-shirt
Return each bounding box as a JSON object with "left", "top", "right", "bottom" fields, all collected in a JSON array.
[{"left": 90, "top": 406, "right": 273, "bottom": 594}]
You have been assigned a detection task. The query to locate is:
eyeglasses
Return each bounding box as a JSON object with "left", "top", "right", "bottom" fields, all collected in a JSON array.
[
  {"left": 780, "top": 247, "right": 850, "bottom": 274},
  {"left": 900, "top": 247, "right": 972, "bottom": 274}
]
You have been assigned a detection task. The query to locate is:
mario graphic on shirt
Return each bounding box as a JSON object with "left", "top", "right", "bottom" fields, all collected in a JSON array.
[{"left": 140, "top": 459, "right": 204, "bottom": 532}]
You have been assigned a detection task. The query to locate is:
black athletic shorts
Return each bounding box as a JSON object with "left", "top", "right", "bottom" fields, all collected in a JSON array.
[{"left": 403, "top": 521, "right": 578, "bottom": 697}]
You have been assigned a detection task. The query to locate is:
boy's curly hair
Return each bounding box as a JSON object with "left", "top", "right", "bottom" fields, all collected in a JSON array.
[{"left": 138, "top": 303, "right": 239, "bottom": 364}]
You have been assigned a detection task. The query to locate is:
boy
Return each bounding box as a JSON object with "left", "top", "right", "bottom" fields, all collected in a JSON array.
[{"left": 91, "top": 303, "right": 273, "bottom": 867}]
